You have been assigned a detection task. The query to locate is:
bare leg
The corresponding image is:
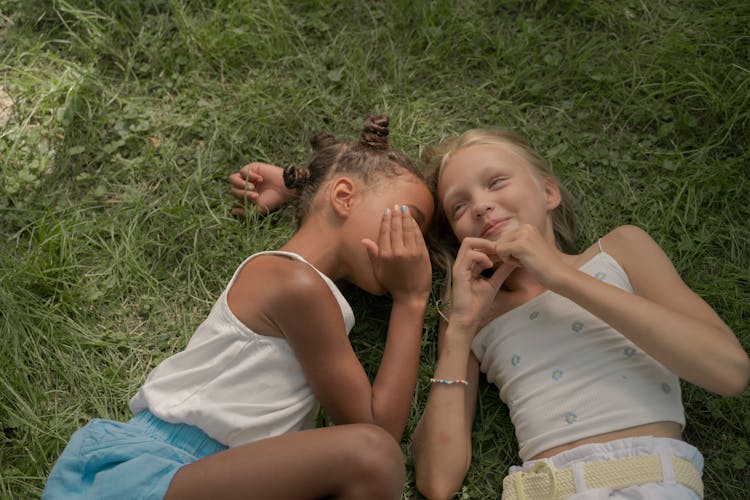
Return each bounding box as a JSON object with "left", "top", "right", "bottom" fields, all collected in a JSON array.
[{"left": 165, "top": 423, "right": 405, "bottom": 500}]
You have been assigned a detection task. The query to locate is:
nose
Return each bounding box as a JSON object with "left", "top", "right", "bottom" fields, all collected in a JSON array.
[{"left": 472, "top": 202, "right": 492, "bottom": 218}]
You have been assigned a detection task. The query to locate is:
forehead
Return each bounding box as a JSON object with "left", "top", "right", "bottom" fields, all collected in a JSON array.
[
  {"left": 446, "top": 142, "right": 528, "bottom": 172},
  {"left": 438, "top": 143, "right": 529, "bottom": 193}
]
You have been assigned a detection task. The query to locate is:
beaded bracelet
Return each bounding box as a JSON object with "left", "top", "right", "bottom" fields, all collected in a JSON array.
[{"left": 430, "top": 378, "right": 468, "bottom": 386}]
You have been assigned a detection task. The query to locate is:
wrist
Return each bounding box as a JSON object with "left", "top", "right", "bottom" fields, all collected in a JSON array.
[
  {"left": 391, "top": 291, "right": 430, "bottom": 309},
  {"left": 443, "top": 317, "right": 482, "bottom": 341},
  {"left": 446, "top": 310, "right": 485, "bottom": 332},
  {"left": 436, "top": 331, "right": 473, "bottom": 362},
  {"left": 547, "top": 265, "right": 584, "bottom": 296}
]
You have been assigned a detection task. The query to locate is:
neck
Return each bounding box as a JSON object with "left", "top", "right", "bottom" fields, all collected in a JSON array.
[
  {"left": 501, "top": 266, "right": 542, "bottom": 292},
  {"left": 279, "top": 220, "right": 346, "bottom": 282}
]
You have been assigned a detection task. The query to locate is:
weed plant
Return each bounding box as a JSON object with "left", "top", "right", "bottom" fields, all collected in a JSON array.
[{"left": 1, "top": 1, "right": 748, "bottom": 498}]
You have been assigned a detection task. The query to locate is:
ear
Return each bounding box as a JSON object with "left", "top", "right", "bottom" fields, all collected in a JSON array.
[
  {"left": 329, "top": 177, "right": 356, "bottom": 218},
  {"left": 543, "top": 177, "right": 562, "bottom": 211}
]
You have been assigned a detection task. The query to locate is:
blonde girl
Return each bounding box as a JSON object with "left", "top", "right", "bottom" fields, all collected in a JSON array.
[{"left": 411, "top": 128, "right": 749, "bottom": 500}]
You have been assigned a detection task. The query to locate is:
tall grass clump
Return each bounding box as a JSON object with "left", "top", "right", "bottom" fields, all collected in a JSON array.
[{"left": 1, "top": 0, "right": 748, "bottom": 498}]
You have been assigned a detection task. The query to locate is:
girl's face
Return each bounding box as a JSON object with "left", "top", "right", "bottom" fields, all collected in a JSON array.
[
  {"left": 346, "top": 173, "right": 434, "bottom": 295},
  {"left": 437, "top": 143, "right": 559, "bottom": 243}
]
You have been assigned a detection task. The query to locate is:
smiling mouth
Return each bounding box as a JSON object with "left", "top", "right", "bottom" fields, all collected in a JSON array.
[{"left": 481, "top": 218, "right": 511, "bottom": 238}]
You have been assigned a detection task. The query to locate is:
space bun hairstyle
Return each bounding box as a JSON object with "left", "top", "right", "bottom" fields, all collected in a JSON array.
[{"left": 284, "top": 114, "right": 424, "bottom": 225}]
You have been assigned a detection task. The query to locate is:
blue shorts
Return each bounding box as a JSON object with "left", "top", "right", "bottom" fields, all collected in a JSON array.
[{"left": 43, "top": 410, "right": 227, "bottom": 499}]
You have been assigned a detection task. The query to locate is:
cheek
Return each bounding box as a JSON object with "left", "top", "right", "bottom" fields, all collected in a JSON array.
[{"left": 449, "top": 217, "right": 468, "bottom": 240}]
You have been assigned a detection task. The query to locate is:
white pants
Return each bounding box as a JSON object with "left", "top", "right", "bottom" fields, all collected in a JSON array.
[{"left": 507, "top": 437, "right": 704, "bottom": 499}]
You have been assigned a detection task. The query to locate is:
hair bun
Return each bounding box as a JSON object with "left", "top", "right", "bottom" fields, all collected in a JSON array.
[
  {"left": 360, "top": 114, "right": 389, "bottom": 150},
  {"left": 283, "top": 164, "right": 312, "bottom": 189}
]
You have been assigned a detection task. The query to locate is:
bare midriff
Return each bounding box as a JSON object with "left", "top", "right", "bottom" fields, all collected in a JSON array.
[{"left": 530, "top": 421, "right": 683, "bottom": 460}]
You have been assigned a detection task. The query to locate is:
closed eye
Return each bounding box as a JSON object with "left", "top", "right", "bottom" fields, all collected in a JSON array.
[
  {"left": 489, "top": 176, "right": 507, "bottom": 189},
  {"left": 450, "top": 201, "right": 467, "bottom": 219}
]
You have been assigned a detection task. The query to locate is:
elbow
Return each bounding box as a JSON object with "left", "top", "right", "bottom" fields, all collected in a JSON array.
[
  {"left": 415, "top": 471, "right": 464, "bottom": 500},
  {"left": 713, "top": 352, "right": 750, "bottom": 397},
  {"left": 723, "top": 355, "right": 750, "bottom": 397},
  {"left": 411, "top": 422, "right": 472, "bottom": 499},
  {"left": 413, "top": 446, "right": 468, "bottom": 500}
]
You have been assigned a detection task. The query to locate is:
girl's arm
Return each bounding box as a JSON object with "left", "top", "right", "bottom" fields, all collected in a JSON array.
[
  {"left": 412, "top": 319, "right": 480, "bottom": 500},
  {"left": 570, "top": 225, "right": 749, "bottom": 395},
  {"left": 499, "top": 224, "right": 750, "bottom": 396},
  {"left": 412, "top": 238, "right": 515, "bottom": 499},
  {"left": 361, "top": 206, "right": 433, "bottom": 440},
  {"left": 273, "top": 207, "right": 430, "bottom": 441}
]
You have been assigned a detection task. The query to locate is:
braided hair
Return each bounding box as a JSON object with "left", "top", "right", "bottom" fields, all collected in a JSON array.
[{"left": 283, "top": 114, "right": 424, "bottom": 224}]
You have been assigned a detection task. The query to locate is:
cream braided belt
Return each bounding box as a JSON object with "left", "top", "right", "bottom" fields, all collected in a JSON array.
[{"left": 501, "top": 454, "right": 703, "bottom": 499}]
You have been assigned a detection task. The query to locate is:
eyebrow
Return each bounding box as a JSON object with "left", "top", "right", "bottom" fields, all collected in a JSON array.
[{"left": 440, "top": 164, "right": 501, "bottom": 207}]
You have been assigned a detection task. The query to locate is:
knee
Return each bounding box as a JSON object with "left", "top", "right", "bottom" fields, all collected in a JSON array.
[{"left": 345, "top": 424, "right": 405, "bottom": 499}]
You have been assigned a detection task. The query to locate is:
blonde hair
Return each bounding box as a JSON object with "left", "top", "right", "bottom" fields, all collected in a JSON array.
[{"left": 422, "top": 128, "right": 578, "bottom": 287}]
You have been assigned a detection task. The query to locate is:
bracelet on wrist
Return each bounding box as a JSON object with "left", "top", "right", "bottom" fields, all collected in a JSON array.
[{"left": 430, "top": 377, "right": 468, "bottom": 386}]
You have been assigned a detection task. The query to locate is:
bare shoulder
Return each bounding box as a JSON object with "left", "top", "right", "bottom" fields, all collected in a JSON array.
[
  {"left": 253, "top": 254, "right": 329, "bottom": 291},
  {"left": 599, "top": 225, "right": 661, "bottom": 262},
  {"left": 228, "top": 254, "right": 338, "bottom": 337},
  {"left": 604, "top": 224, "right": 653, "bottom": 244},
  {"left": 246, "top": 254, "right": 336, "bottom": 312},
  {"left": 598, "top": 225, "right": 684, "bottom": 293}
]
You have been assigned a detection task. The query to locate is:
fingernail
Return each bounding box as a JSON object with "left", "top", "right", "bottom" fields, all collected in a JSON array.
[
  {"left": 401, "top": 204, "right": 407, "bottom": 213},
  {"left": 384, "top": 208, "right": 391, "bottom": 215}
]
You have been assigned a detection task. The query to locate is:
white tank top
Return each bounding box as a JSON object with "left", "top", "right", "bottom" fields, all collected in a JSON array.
[
  {"left": 471, "top": 249, "right": 685, "bottom": 461},
  {"left": 129, "top": 251, "right": 355, "bottom": 447}
]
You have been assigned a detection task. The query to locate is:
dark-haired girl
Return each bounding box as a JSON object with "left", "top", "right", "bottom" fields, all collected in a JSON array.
[{"left": 43, "top": 115, "right": 434, "bottom": 499}]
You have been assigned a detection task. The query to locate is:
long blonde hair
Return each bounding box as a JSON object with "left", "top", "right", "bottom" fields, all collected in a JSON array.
[{"left": 422, "top": 128, "right": 578, "bottom": 289}]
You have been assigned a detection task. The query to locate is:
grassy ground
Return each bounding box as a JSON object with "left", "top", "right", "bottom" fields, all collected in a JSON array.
[{"left": 1, "top": 0, "right": 749, "bottom": 498}]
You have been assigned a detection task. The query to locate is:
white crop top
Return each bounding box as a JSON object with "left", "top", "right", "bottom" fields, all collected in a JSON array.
[
  {"left": 471, "top": 249, "right": 685, "bottom": 461},
  {"left": 129, "top": 251, "right": 355, "bottom": 447}
]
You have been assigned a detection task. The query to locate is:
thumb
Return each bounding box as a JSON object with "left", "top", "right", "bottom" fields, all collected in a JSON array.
[{"left": 361, "top": 239, "right": 379, "bottom": 263}]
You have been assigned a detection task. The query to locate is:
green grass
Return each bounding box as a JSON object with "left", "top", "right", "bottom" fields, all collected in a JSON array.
[{"left": 2, "top": 0, "right": 749, "bottom": 498}]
